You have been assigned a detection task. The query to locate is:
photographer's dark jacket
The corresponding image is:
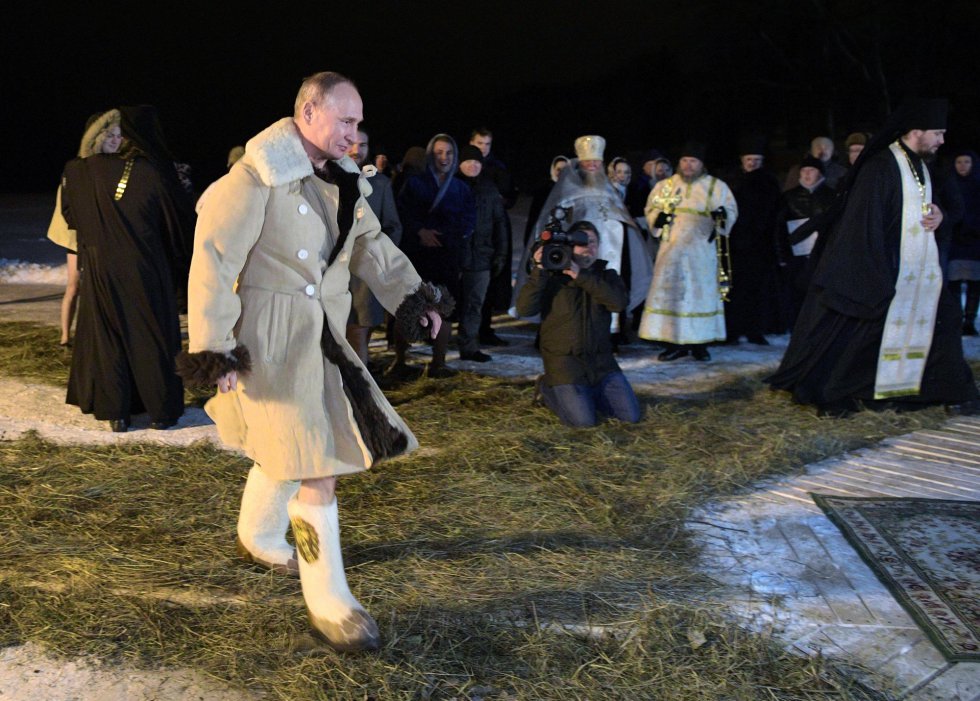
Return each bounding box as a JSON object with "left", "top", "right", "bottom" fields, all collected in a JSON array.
[{"left": 516, "top": 261, "right": 628, "bottom": 386}]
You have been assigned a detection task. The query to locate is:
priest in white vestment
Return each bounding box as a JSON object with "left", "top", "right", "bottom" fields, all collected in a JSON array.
[{"left": 639, "top": 142, "right": 738, "bottom": 361}]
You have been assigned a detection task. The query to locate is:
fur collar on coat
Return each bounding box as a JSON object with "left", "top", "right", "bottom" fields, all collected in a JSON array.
[{"left": 244, "top": 117, "right": 362, "bottom": 189}]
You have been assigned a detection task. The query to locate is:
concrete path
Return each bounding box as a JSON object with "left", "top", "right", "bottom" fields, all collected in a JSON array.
[{"left": 689, "top": 418, "right": 980, "bottom": 701}]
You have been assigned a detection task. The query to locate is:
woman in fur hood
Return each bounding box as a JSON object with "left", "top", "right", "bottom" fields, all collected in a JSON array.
[{"left": 46, "top": 109, "right": 122, "bottom": 346}]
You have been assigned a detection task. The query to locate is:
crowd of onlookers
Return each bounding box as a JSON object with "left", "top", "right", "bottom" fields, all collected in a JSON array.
[{"left": 47, "top": 108, "right": 980, "bottom": 430}]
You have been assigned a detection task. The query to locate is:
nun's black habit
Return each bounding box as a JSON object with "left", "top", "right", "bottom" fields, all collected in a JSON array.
[{"left": 61, "top": 105, "right": 193, "bottom": 425}]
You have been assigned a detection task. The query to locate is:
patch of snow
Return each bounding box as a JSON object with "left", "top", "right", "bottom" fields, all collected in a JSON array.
[{"left": 0, "top": 259, "right": 66, "bottom": 285}]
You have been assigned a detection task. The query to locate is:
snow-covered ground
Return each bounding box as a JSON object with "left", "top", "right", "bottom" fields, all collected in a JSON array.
[{"left": 0, "top": 259, "right": 69, "bottom": 284}]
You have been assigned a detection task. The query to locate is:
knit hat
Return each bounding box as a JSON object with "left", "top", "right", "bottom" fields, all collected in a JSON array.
[
  {"left": 574, "top": 135, "right": 605, "bottom": 161},
  {"left": 800, "top": 155, "right": 825, "bottom": 174},
  {"left": 737, "top": 134, "right": 767, "bottom": 156},
  {"left": 844, "top": 132, "right": 868, "bottom": 149},
  {"left": 458, "top": 144, "right": 484, "bottom": 164},
  {"left": 679, "top": 140, "right": 707, "bottom": 161},
  {"left": 641, "top": 148, "right": 665, "bottom": 166}
]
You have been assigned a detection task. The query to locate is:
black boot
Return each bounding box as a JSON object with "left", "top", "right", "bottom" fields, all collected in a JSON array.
[{"left": 691, "top": 344, "right": 711, "bottom": 361}]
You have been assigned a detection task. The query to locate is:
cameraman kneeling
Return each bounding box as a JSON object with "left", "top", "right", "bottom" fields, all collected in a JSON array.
[{"left": 517, "top": 220, "right": 642, "bottom": 427}]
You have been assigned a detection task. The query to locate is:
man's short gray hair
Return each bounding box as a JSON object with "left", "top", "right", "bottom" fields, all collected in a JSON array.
[{"left": 293, "top": 71, "right": 356, "bottom": 117}]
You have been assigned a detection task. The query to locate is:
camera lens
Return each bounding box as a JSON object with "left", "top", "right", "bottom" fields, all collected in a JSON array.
[{"left": 543, "top": 244, "right": 570, "bottom": 270}]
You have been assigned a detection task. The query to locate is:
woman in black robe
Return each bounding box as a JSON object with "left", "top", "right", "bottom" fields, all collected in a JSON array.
[{"left": 61, "top": 105, "right": 194, "bottom": 431}]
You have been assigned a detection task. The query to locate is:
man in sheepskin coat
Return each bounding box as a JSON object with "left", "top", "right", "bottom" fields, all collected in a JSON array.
[{"left": 179, "top": 72, "right": 451, "bottom": 652}]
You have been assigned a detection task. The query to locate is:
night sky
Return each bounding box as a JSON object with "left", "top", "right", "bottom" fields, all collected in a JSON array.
[{"left": 4, "top": 0, "right": 980, "bottom": 194}]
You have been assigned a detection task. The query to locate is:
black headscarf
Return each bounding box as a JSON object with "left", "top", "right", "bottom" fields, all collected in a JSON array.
[{"left": 119, "top": 105, "right": 177, "bottom": 164}]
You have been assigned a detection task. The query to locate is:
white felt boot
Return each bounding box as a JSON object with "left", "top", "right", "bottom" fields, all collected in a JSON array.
[
  {"left": 236, "top": 464, "right": 300, "bottom": 575},
  {"left": 287, "top": 496, "right": 380, "bottom": 652}
]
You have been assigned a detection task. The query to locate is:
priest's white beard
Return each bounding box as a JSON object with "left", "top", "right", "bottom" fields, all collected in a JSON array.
[{"left": 580, "top": 169, "right": 609, "bottom": 189}]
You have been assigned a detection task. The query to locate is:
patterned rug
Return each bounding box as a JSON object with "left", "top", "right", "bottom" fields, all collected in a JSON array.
[{"left": 811, "top": 495, "right": 980, "bottom": 662}]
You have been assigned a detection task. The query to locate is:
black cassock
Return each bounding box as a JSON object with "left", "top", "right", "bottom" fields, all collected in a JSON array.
[
  {"left": 767, "top": 144, "right": 978, "bottom": 410},
  {"left": 723, "top": 168, "right": 781, "bottom": 339},
  {"left": 61, "top": 154, "right": 191, "bottom": 423}
]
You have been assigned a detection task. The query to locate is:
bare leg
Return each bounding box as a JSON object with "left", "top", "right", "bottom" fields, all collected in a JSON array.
[
  {"left": 297, "top": 476, "right": 336, "bottom": 505},
  {"left": 59, "top": 253, "right": 79, "bottom": 345}
]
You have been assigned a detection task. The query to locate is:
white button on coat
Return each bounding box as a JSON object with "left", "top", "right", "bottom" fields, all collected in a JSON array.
[
  {"left": 304, "top": 284, "right": 316, "bottom": 297},
  {"left": 298, "top": 203, "right": 309, "bottom": 215},
  {"left": 297, "top": 249, "right": 309, "bottom": 260}
]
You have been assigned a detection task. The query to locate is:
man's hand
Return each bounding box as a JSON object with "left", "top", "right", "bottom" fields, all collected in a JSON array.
[
  {"left": 217, "top": 371, "right": 238, "bottom": 393},
  {"left": 418, "top": 309, "right": 442, "bottom": 339},
  {"left": 532, "top": 247, "right": 543, "bottom": 267},
  {"left": 563, "top": 260, "right": 581, "bottom": 280},
  {"left": 418, "top": 228, "right": 443, "bottom": 247},
  {"left": 921, "top": 204, "right": 944, "bottom": 232}
]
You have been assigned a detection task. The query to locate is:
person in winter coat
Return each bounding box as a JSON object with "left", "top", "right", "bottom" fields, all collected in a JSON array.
[
  {"left": 392, "top": 133, "right": 476, "bottom": 378},
  {"left": 516, "top": 220, "right": 641, "bottom": 427},
  {"left": 948, "top": 149, "right": 980, "bottom": 335},
  {"left": 178, "top": 72, "right": 451, "bottom": 653},
  {"left": 455, "top": 144, "right": 509, "bottom": 361},
  {"left": 61, "top": 105, "right": 193, "bottom": 432},
  {"left": 345, "top": 127, "right": 403, "bottom": 365},
  {"left": 47, "top": 110, "right": 123, "bottom": 347},
  {"left": 773, "top": 155, "right": 837, "bottom": 330}
]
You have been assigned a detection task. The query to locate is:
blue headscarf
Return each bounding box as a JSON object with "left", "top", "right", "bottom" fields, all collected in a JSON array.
[{"left": 424, "top": 133, "right": 459, "bottom": 212}]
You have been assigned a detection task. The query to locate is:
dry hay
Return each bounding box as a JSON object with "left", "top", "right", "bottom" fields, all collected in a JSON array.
[{"left": 1, "top": 348, "right": 951, "bottom": 698}]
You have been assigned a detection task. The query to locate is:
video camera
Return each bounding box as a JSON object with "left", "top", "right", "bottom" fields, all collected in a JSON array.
[{"left": 535, "top": 206, "right": 590, "bottom": 271}]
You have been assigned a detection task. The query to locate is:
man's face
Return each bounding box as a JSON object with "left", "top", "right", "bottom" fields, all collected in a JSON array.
[
  {"left": 459, "top": 159, "right": 482, "bottom": 177},
  {"left": 552, "top": 160, "right": 568, "bottom": 180},
  {"left": 579, "top": 159, "right": 603, "bottom": 173},
  {"left": 799, "top": 166, "right": 822, "bottom": 189},
  {"left": 955, "top": 155, "right": 973, "bottom": 178},
  {"left": 740, "top": 155, "right": 763, "bottom": 172},
  {"left": 301, "top": 82, "right": 363, "bottom": 161},
  {"left": 349, "top": 130, "right": 369, "bottom": 166},
  {"left": 811, "top": 137, "right": 834, "bottom": 162},
  {"left": 471, "top": 134, "right": 492, "bottom": 158},
  {"left": 612, "top": 162, "right": 631, "bottom": 185},
  {"left": 375, "top": 154, "right": 389, "bottom": 171},
  {"left": 847, "top": 144, "right": 864, "bottom": 165},
  {"left": 678, "top": 157, "right": 703, "bottom": 179},
  {"left": 908, "top": 129, "right": 946, "bottom": 156},
  {"left": 654, "top": 160, "right": 672, "bottom": 178},
  {"left": 572, "top": 229, "right": 600, "bottom": 269},
  {"left": 432, "top": 140, "right": 455, "bottom": 175}
]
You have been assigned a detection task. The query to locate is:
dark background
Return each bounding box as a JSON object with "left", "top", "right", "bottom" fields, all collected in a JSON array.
[{"left": 4, "top": 0, "right": 980, "bottom": 195}]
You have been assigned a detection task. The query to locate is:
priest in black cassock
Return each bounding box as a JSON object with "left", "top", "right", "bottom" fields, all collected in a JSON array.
[
  {"left": 62, "top": 105, "right": 194, "bottom": 431},
  {"left": 767, "top": 98, "right": 979, "bottom": 416},
  {"left": 722, "top": 136, "right": 782, "bottom": 345}
]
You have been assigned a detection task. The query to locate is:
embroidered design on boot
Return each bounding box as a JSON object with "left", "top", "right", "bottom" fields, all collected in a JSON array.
[{"left": 291, "top": 517, "right": 320, "bottom": 563}]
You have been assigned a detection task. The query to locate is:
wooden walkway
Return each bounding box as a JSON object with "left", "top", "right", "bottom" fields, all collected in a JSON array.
[{"left": 689, "top": 416, "right": 980, "bottom": 701}]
